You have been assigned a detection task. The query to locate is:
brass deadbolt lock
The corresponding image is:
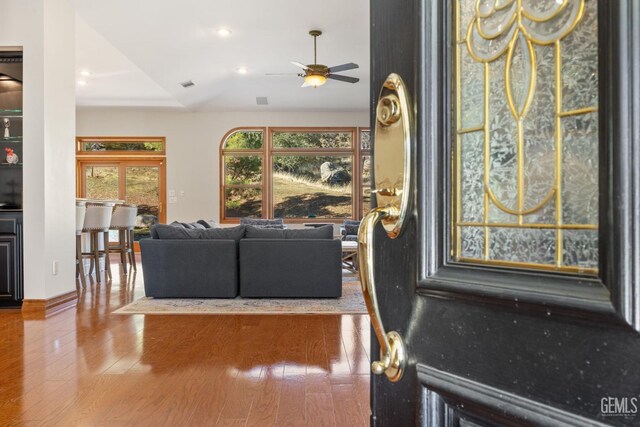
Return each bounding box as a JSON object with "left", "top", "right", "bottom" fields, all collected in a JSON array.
[{"left": 376, "top": 94, "right": 401, "bottom": 127}]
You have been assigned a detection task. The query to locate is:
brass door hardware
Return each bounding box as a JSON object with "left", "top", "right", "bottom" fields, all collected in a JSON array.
[{"left": 358, "top": 73, "right": 413, "bottom": 382}]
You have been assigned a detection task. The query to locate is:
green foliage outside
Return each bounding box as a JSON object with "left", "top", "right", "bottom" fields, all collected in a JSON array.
[
  {"left": 225, "top": 156, "right": 262, "bottom": 185},
  {"left": 224, "top": 131, "right": 263, "bottom": 149},
  {"left": 83, "top": 142, "right": 163, "bottom": 152},
  {"left": 272, "top": 132, "right": 351, "bottom": 173}
]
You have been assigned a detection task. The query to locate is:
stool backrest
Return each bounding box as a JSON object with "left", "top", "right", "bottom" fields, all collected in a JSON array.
[
  {"left": 110, "top": 204, "right": 138, "bottom": 229},
  {"left": 76, "top": 205, "right": 86, "bottom": 235},
  {"left": 83, "top": 203, "right": 114, "bottom": 232}
]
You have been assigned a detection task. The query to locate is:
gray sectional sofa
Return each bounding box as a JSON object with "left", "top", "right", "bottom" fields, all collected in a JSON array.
[{"left": 140, "top": 222, "right": 342, "bottom": 299}]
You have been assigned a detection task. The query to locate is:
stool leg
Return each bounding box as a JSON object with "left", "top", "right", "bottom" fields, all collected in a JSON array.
[
  {"left": 129, "top": 229, "right": 137, "bottom": 271},
  {"left": 92, "top": 232, "right": 101, "bottom": 283},
  {"left": 119, "top": 230, "right": 127, "bottom": 275},
  {"left": 104, "top": 231, "right": 112, "bottom": 280},
  {"left": 76, "top": 234, "right": 86, "bottom": 288},
  {"left": 87, "top": 232, "right": 94, "bottom": 276}
]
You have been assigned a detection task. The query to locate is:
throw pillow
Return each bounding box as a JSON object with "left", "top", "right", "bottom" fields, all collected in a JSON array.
[
  {"left": 240, "top": 217, "right": 285, "bottom": 229},
  {"left": 244, "top": 225, "right": 286, "bottom": 239},
  {"left": 153, "top": 224, "right": 246, "bottom": 241},
  {"left": 284, "top": 224, "right": 333, "bottom": 240},
  {"left": 344, "top": 222, "right": 360, "bottom": 236},
  {"left": 197, "top": 219, "right": 219, "bottom": 229}
]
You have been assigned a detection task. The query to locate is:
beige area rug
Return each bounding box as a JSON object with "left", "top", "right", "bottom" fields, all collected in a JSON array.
[{"left": 114, "top": 281, "right": 366, "bottom": 315}]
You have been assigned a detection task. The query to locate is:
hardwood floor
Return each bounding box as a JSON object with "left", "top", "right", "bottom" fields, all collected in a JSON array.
[{"left": 0, "top": 258, "right": 371, "bottom": 426}]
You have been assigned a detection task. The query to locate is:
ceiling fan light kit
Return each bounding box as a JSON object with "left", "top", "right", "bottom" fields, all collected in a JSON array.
[{"left": 303, "top": 74, "right": 327, "bottom": 88}]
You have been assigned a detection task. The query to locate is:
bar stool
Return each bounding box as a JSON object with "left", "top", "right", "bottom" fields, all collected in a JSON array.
[
  {"left": 75, "top": 201, "right": 87, "bottom": 288},
  {"left": 81, "top": 202, "right": 115, "bottom": 283},
  {"left": 109, "top": 203, "right": 138, "bottom": 275}
]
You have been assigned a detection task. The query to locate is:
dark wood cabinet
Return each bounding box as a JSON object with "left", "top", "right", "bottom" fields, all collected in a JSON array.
[
  {"left": 0, "top": 50, "right": 23, "bottom": 308},
  {"left": 0, "top": 211, "right": 21, "bottom": 306}
]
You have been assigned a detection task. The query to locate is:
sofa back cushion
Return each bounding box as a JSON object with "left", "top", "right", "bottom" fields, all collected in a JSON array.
[
  {"left": 152, "top": 224, "right": 245, "bottom": 241},
  {"left": 244, "top": 225, "right": 286, "bottom": 239},
  {"left": 169, "top": 221, "right": 207, "bottom": 230},
  {"left": 240, "top": 217, "right": 285, "bottom": 229},
  {"left": 285, "top": 224, "right": 333, "bottom": 239},
  {"left": 244, "top": 224, "right": 333, "bottom": 240}
]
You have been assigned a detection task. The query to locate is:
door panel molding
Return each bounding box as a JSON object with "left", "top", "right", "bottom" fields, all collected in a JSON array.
[
  {"left": 600, "top": 1, "right": 640, "bottom": 332},
  {"left": 417, "top": 0, "right": 640, "bottom": 332},
  {"left": 418, "top": 365, "right": 609, "bottom": 427}
]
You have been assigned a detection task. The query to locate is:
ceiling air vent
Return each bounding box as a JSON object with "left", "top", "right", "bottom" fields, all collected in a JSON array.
[
  {"left": 256, "top": 96, "right": 268, "bottom": 105},
  {"left": 180, "top": 80, "right": 195, "bottom": 88}
]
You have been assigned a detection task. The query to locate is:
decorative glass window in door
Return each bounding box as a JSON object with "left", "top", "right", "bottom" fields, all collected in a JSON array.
[{"left": 453, "top": 0, "right": 598, "bottom": 273}]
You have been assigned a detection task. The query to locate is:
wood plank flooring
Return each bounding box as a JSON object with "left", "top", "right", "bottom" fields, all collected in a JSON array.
[{"left": 0, "top": 258, "right": 371, "bottom": 426}]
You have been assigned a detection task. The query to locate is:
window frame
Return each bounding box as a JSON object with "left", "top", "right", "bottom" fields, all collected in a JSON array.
[
  {"left": 76, "top": 136, "right": 166, "bottom": 156},
  {"left": 219, "top": 127, "right": 267, "bottom": 221},
  {"left": 220, "top": 126, "right": 371, "bottom": 223}
]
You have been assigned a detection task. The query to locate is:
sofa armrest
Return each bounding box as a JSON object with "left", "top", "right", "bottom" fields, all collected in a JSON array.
[
  {"left": 140, "top": 239, "right": 238, "bottom": 298},
  {"left": 239, "top": 238, "right": 342, "bottom": 298}
]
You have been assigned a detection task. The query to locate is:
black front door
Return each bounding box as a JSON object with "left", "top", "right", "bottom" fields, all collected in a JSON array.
[{"left": 366, "top": 0, "right": 640, "bottom": 425}]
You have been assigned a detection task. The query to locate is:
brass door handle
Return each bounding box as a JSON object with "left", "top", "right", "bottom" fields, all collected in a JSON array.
[
  {"left": 358, "top": 207, "right": 406, "bottom": 382},
  {"left": 358, "top": 73, "right": 413, "bottom": 382}
]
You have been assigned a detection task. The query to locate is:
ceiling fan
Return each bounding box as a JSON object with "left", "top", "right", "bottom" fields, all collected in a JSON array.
[{"left": 266, "top": 30, "right": 359, "bottom": 88}]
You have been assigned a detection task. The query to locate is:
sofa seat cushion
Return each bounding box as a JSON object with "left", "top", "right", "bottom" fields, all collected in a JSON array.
[{"left": 152, "top": 224, "right": 245, "bottom": 241}]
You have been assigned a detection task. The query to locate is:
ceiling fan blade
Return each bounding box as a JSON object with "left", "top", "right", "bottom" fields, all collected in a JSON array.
[
  {"left": 327, "top": 74, "right": 360, "bottom": 84},
  {"left": 291, "top": 61, "right": 310, "bottom": 70},
  {"left": 328, "top": 63, "right": 359, "bottom": 73},
  {"left": 265, "top": 73, "right": 300, "bottom": 76}
]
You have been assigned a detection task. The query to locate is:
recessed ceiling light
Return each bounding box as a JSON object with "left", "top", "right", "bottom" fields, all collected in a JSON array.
[
  {"left": 236, "top": 67, "right": 248, "bottom": 75},
  {"left": 77, "top": 80, "right": 87, "bottom": 86},
  {"left": 217, "top": 28, "right": 232, "bottom": 37},
  {"left": 80, "top": 70, "right": 91, "bottom": 77}
]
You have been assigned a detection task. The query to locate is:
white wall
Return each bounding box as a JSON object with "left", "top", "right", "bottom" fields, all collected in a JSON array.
[
  {"left": 76, "top": 108, "right": 370, "bottom": 222},
  {"left": 0, "top": 0, "right": 76, "bottom": 300}
]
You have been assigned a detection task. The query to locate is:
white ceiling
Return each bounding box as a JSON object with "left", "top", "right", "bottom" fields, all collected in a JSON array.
[{"left": 72, "top": 0, "right": 370, "bottom": 112}]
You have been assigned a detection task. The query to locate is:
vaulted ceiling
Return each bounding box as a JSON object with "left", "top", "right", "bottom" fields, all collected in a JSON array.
[{"left": 72, "top": 0, "right": 370, "bottom": 112}]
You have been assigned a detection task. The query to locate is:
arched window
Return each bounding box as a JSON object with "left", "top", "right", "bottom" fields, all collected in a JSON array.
[{"left": 221, "top": 127, "right": 371, "bottom": 222}]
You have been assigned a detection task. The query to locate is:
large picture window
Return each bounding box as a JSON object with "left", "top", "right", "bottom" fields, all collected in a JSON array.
[{"left": 220, "top": 127, "right": 370, "bottom": 222}]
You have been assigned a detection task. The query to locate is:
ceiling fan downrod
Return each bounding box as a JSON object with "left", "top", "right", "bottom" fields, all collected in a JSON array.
[{"left": 309, "top": 30, "right": 321, "bottom": 65}]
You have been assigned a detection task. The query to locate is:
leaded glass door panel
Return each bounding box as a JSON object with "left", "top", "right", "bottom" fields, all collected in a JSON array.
[{"left": 454, "top": 0, "right": 599, "bottom": 274}]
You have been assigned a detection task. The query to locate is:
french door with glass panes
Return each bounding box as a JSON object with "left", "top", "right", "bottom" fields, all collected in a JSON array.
[{"left": 78, "top": 160, "right": 166, "bottom": 248}]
